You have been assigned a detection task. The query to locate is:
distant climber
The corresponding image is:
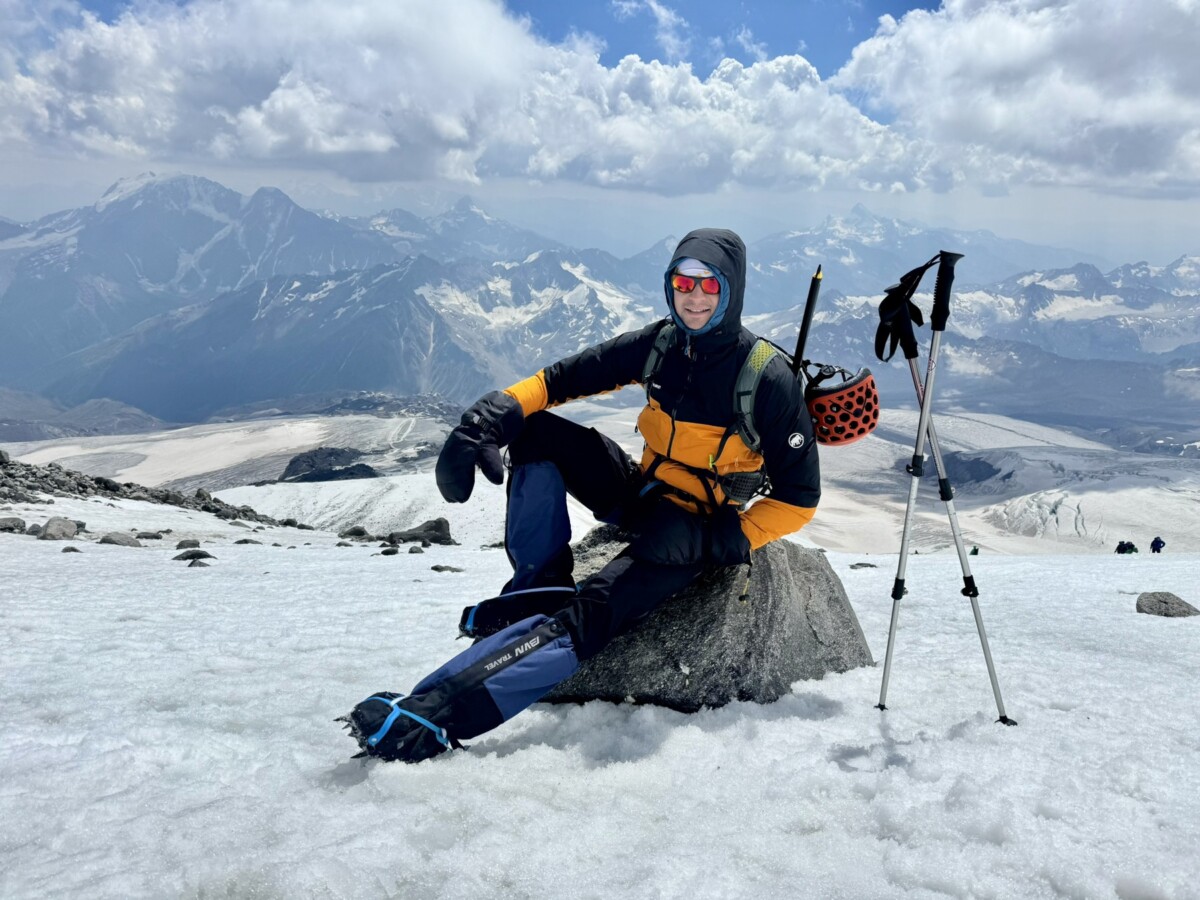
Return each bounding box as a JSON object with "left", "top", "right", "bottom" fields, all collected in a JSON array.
[
  {"left": 969, "top": 545, "right": 979, "bottom": 556},
  {"left": 1115, "top": 540, "right": 1139, "bottom": 555},
  {"left": 1150, "top": 536, "right": 1165, "bottom": 554}
]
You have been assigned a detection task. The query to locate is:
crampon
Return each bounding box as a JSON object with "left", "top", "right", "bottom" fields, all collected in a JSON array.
[{"left": 336, "top": 691, "right": 461, "bottom": 763}]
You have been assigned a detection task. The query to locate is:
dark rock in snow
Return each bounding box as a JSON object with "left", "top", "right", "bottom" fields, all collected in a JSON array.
[
  {"left": 0, "top": 517, "right": 25, "bottom": 533},
  {"left": 389, "top": 518, "right": 456, "bottom": 546},
  {"left": 174, "top": 549, "right": 216, "bottom": 561},
  {"left": 288, "top": 463, "right": 381, "bottom": 482},
  {"left": 281, "top": 446, "right": 363, "bottom": 481},
  {"left": 408, "top": 545, "right": 424, "bottom": 554},
  {"left": 99, "top": 532, "right": 142, "bottom": 547},
  {"left": 543, "top": 526, "right": 874, "bottom": 712},
  {"left": 188, "top": 559, "right": 210, "bottom": 568},
  {"left": 62, "top": 545, "right": 82, "bottom": 553},
  {"left": 380, "top": 547, "right": 399, "bottom": 556},
  {"left": 136, "top": 532, "right": 163, "bottom": 540},
  {"left": 431, "top": 564, "right": 464, "bottom": 573},
  {"left": 1136, "top": 591, "right": 1198, "bottom": 618},
  {"left": 234, "top": 538, "right": 263, "bottom": 545},
  {"left": 176, "top": 539, "right": 200, "bottom": 550}
]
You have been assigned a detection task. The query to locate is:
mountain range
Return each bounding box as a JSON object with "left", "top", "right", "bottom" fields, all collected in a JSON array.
[{"left": 1, "top": 173, "right": 1198, "bottom": 451}]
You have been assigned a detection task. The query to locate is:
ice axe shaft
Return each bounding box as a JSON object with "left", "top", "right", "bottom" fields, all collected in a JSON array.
[{"left": 791, "top": 265, "right": 822, "bottom": 377}]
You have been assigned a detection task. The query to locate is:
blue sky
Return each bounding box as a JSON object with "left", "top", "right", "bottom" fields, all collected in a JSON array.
[
  {"left": 73, "top": 0, "right": 939, "bottom": 77},
  {"left": 3, "top": 0, "right": 1198, "bottom": 262},
  {"left": 503, "top": 1, "right": 941, "bottom": 77}
]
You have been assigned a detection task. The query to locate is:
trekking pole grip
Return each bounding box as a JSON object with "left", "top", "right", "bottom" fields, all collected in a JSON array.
[{"left": 930, "top": 251, "right": 964, "bottom": 332}]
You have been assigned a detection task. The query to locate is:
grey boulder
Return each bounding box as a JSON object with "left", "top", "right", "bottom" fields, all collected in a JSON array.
[
  {"left": 543, "top": 526, "right": 874, "bottom": 712},
  {"left": 389, "top": 518, "right": 456, "bottom": 546},
  {"left": 1136, "top": 592, "right": 1198, "bottom": 618},
  {"left": 37, "top": 517, "right": 78, "bottom": 541},
  {"left": 99, "top": 532, "right": 143, "bottom": 547}
]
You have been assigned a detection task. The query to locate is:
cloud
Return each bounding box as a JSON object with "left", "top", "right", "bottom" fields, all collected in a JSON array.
[
  {"left": 611, "top": 0, "right": 690, "bottom": 63},
  {"left": 734, "top": 26, "right": 769, "bottom": 64},
  {"left": 10, "top": 0, "right": 1193, "bottom": 201},
  {"left": 642, "top": 0, "right": 690, "bottom": 63},
  {"left": 0, "top": 0, "right": 932, "bottom": 196},
  {"left": 834, "top": 0, "right": 1200, "bottom": 197}
]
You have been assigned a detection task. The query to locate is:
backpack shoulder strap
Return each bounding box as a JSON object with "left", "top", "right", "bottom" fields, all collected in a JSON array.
[
  {"left": 642, "top": 322, "right": 675, "bottom": 404},
  {"left": 733, "top": 339, "right": 782, "bottom": 453}
]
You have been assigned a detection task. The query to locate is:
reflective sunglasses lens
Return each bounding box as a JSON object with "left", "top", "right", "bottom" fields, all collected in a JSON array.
[
  {"left": 698, "top": 276, "right": 720, "bottom": 295},
  {"left": 671, "top": 273, "right": 696, "bottom": 293}
]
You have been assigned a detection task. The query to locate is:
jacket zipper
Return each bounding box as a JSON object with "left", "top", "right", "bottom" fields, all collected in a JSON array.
[{"left": 665, "top": 338, "right": 696, "bottom": 459}]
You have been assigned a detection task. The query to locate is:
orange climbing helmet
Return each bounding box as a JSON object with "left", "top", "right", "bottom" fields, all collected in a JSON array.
[{"left": 802, "top": 363, "right": 880, "bottom": 446}]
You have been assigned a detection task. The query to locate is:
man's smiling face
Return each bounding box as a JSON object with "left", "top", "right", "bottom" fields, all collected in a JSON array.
[{"left": 671, "top": 263, "right": 720, "bottom": 331}]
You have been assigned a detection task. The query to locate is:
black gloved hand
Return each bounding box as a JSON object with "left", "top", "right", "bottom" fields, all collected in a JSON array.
[
  {"left": 707, "top": 504, "right": 751, "bottom": 567},
  {"left": 436, "top": 391, "right": 525, "bottom": 503}
]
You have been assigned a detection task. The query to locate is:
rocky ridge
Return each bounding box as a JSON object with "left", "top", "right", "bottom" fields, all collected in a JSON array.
[{"left": 0, "top": 448, "right": 295, "bottom": 527}]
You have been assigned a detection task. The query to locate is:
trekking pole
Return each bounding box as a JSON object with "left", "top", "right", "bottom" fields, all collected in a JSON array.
[
  {"left": 874, "top": 252, "right": 1016, "bottom": 724},
  {"left": 925, "top": 251, "right": 1015, "bottom": 724},
  {"left": 874, "top": 255, "right": 938, "bottom": 711},
  {"left": 791, "top": 265, "right": 822, "bottom": 378}
]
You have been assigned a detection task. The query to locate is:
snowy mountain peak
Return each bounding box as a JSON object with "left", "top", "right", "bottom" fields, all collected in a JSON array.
[
  {"left": 94, "top": 172, "right": 239, "bottom": 215},
  {"left": 1108, "top": 254, "right": 1200, "bottom": 295}
]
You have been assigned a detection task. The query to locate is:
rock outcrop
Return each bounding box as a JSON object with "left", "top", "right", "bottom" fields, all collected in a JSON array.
[
  {"left": 0, "top": 454, "right": 282, "bottom": 525},
  {"left": 543, "top": 526, "right": 874, "bottom": 712}
]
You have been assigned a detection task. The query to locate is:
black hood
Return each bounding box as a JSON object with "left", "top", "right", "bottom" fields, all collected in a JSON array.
[{"left": 664, "top": 228, "right": 746, "bottom": 351}]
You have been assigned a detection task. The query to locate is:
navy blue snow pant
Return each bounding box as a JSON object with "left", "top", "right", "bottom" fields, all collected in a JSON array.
[{"left": 393, "top": 412, "right": 706, "bottom": 752}]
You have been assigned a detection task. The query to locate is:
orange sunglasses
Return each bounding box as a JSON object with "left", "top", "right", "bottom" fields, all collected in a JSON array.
[{"left": 671, "top": 273, "right": 720, "bottom": 295}]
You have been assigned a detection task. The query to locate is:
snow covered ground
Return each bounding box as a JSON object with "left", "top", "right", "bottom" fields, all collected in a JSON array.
[{"left": 1, "top": 493, "right": 1198, "bottom": 899}]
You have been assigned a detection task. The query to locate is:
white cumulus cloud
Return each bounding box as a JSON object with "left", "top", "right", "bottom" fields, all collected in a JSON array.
[
  {"left": 0, "top": 0, "right": 931, "bottom": 195},
  {"left": 834, "top": 0, "right": 1200, "bottom": 197},
  {"left": 4, "top": 0, "right": 1193, "bottom": 201}
]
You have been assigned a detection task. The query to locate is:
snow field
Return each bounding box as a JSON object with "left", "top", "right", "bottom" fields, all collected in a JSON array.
[{"left": 2, "top": 512, "right": 1197, "bottom": 900}]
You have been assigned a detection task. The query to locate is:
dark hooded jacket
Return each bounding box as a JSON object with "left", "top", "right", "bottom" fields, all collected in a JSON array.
[{"left": 503, "top": 228, "right": 820, "bottom": 549}]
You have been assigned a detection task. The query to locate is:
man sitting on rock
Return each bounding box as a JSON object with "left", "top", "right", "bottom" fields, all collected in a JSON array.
[{"left": 345, "top": 228, "right": 821, "bottom": 763}]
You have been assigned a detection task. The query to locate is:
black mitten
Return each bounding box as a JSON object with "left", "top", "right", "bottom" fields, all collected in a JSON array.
[{"left": 435, "top": 391, "right": 525, "bottom": 503}]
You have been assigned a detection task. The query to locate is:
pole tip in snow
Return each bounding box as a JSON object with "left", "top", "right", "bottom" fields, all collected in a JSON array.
[{"left": 997, "top": 716, "right": 1018, "bottom": 726}]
